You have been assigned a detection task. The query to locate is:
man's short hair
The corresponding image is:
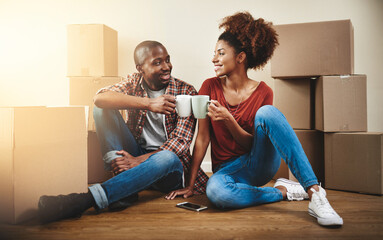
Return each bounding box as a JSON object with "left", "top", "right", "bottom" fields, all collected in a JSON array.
[{"left": 134, "top": 41, "right": 164, "bottom": 66}]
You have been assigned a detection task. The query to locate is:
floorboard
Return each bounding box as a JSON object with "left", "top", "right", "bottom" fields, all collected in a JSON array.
[{"left": 1, "top": 181, "right": 382, "bottom": 240}]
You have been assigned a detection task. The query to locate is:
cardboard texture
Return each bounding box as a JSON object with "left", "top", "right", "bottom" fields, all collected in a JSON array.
[
  {"left": 273, "top": 160, "right": 289, "bottom": 180},
  {"left": 0, "top": 106, "right": 88, "bottom": 224},
  {"left": 273, "top": 130, "right": 324, "bottom": 183},
  {"left": 274, "top": 78, "right": 314, "bottom": 129},
  {"left": 288, "top": 130, "right": 325, "bottom": 186},
  {"left": 315, "top": 75, "right": 367, "bottom": 132},
  {"left": 88, "top": 131, "right": 112, "bottom": 184},
  {"left": 325, "top": 132, "right": 383, "bottom": 195},
  {"left": 271, "top": 20, "right": 354, "bottom": 78},
  {"left": 67, "top": 24, "right": 118, "bottom": 76},
  {"left": 69, "top": 76, "right": 123, "bottom": 131}
]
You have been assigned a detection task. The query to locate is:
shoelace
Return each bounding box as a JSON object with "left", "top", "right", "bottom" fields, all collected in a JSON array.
[{"left": 311, "top": 189, "right": 337, "bottom": 216}]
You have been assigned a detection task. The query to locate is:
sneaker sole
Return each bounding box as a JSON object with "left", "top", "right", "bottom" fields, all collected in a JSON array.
[{"left": 308, "top": 208, "right": 343, "bottom": 226}]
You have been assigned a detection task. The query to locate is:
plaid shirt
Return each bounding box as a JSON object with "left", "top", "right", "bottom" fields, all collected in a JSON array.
[{"left": 97, "top": 73, "right": 208, "bottom": 193}]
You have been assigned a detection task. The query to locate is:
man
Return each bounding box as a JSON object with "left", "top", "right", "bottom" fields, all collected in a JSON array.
[{"left": 38, "top": 41, "right": 209, "bottom": 223}]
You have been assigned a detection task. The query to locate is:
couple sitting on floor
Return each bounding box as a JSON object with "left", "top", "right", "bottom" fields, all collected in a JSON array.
[{"left": 38, "top": 11, "right": 343, "bottom": 227}]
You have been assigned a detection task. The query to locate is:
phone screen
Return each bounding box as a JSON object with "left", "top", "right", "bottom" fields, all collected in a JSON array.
[
  {"left": 176, "top": 202, "right": 208, "bottom": 211},
  {"left": 181, "top": 202, "right": 202, "bottom": 209}
]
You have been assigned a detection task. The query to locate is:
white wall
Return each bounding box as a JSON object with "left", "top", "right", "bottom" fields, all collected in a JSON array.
[{"left": 1, "top": 0, "right": 382, "bottom": 171}]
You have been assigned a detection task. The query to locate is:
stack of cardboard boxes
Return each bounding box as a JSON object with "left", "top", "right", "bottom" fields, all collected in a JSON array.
[
  {"left": 0, "top": 24, "right": 122, "bottom": 224},
  {"left": 271, "top": 20, "right": 382, "bottom": 195},
  {"left": 68, "top": 24, "right": 121, "bottom": 184}
]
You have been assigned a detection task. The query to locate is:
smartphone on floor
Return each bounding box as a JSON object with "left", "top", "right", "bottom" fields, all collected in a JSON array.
[{"left": 176, "top": 202, "right": 208, "bottom": 212}]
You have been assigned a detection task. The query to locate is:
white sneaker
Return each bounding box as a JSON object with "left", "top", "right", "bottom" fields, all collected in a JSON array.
[
  {"left": 273, "top": 178, "right": 309, "bottom": 201},
  {"left": 308, "top": 187, "right": 343, "bottom": 226}
]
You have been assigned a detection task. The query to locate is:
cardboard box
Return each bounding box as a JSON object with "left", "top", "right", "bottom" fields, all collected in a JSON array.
[
  {"left": 325, "top": 132, "right": 383, "bottom": 195},
  {"left": 271, "top": 20, "right": 354, "bottom": 78},
  {"left": 67, "top": 24, "right": 118, "bottom": 76},
  {"left": 69, "top": 76, "right": 122, "bottom": 131},
  {"left": 274, "top": 78, "right": 314, "bottom": 129},
  {"left": 88, "top": 131, "right": 112, "bottom": 184},
  {"left": 315, "top": 75, "right": 367, "bottom": 132},
  {"left": 0, "top": 106, "right": 88, "bottom": 224},
  {"left": 273, "top": 160, "right": 289, "bottom": 180},
  {"left": 274, "top": 130, "right": 324, "bottom": 184},
  {"left": 289, "top": 130, "right": 324, "bottom": 186}
]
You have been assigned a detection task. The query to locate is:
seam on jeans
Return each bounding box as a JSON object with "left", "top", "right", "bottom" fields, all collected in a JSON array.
[
  {"left": 258, "top": 122, "right": 302, "bottom": 181},
  {"left": 217, "top": 158, "right": 245, "bottom": 177},
  {"left": 222, "top": 175, "right": 283, "bottom": 202},
  {"left": 219, "top": 165, "right": 279, "bottom": 195},
  {"left": 128, "top": 151, "right": 184, "bottom": 193},
  {"left": 138, "top": 169, "right": 183, "bottom": 193},
  {"left": 261, "top": 122, "right": 318, "bottom": 190}
]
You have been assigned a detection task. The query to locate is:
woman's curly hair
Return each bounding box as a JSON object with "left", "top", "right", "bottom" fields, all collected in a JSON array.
[{"left": 218, "top": 11, "right": 279, "bottom": 70}]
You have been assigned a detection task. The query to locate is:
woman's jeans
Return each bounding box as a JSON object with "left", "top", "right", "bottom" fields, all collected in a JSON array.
[
  {"left": 88, "top": 106, "right": 183, "bottom": 209},
  {"left": 206, "top": 105, "right": 318, "bottom": 209}
]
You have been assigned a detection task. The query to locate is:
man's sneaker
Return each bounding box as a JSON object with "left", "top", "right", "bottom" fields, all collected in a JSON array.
[
  {"left": 273, "top": 178, "right": 309, "bottom": 201},
  {"left": 308, "top": 187, "right": 343, "bottom": 226}
]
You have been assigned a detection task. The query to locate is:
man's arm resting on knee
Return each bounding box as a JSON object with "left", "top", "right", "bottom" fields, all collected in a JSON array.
[{"left": 112, "top": 149, "right": 161, "bottom": 174}]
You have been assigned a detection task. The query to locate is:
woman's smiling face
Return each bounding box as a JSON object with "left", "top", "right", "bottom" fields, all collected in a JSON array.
[{"left": 212, "top": 40, "right": 238, "bottom": 77}]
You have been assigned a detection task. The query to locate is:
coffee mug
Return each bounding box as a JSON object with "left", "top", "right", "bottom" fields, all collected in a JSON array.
[
  {"left": 192, "top": 95, "right": 210, "bottom": 119},
  {"left": 175, "top": 95, "right": 192, "bottom": 117}
]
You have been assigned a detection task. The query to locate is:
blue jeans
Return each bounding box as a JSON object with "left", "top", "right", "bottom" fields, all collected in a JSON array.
[
  {"left": 206, "top": 105, "right": 318, "bottom": 209},
  {"left": 89, "top": 107, "right": 183, "bottom": 209}
]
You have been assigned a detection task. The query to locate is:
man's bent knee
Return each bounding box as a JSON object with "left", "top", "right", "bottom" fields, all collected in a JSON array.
[{"left": 149, "top": 150, "right": 183, "bottom": 172}]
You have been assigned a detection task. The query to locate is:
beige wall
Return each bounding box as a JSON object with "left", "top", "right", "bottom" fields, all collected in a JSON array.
[{"left": 1, "top": 0, "right": 382, "bottom": 131}]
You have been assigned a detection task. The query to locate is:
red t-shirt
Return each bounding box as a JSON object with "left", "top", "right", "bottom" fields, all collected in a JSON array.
[{"left": 198, "top": 77, "right": 273, "bottom": 171}]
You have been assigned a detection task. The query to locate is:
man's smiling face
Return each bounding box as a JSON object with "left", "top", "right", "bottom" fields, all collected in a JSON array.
[{"left": 138, "top": 45, "right": 172, "bottom": 91}]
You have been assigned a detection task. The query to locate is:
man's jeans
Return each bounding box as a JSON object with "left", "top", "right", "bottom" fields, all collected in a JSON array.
[
  {"left": 89, "top": 106, "right": 183, "bottom": 209},
  {"left": 206, "top": 105, "right": 318, "bottom": 209}
]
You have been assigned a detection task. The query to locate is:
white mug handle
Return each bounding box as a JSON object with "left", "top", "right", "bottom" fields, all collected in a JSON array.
[{"left": 206, "top": 100, "right": 211, "bottom": 111}]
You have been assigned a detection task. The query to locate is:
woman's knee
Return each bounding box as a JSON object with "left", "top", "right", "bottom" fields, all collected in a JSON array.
[
  {"left": 254, "top": 105, "right": 285, "bottom": 126},
  {"left": 206, "top": 175, "right": 235, "bottom": 209},
  {"left": 256, "top": 105, "right": 280, "bottom": 119}
]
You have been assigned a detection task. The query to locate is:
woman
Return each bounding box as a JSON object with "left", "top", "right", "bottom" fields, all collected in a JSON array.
[{"left": 166, "top": 12, "right": 343, "bottom": 227}]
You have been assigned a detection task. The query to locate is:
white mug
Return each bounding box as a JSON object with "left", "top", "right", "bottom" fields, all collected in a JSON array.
[
  {"left": 192, "top": 95, "right": 210, "bottom": 119},
  {"left": 175, "top": 95, "right": 192, "bottom": 117}
]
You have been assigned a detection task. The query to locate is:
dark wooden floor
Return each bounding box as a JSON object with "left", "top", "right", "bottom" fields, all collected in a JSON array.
[{"left": 1, "top": 180, "right": 382, "bottom": 240}]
